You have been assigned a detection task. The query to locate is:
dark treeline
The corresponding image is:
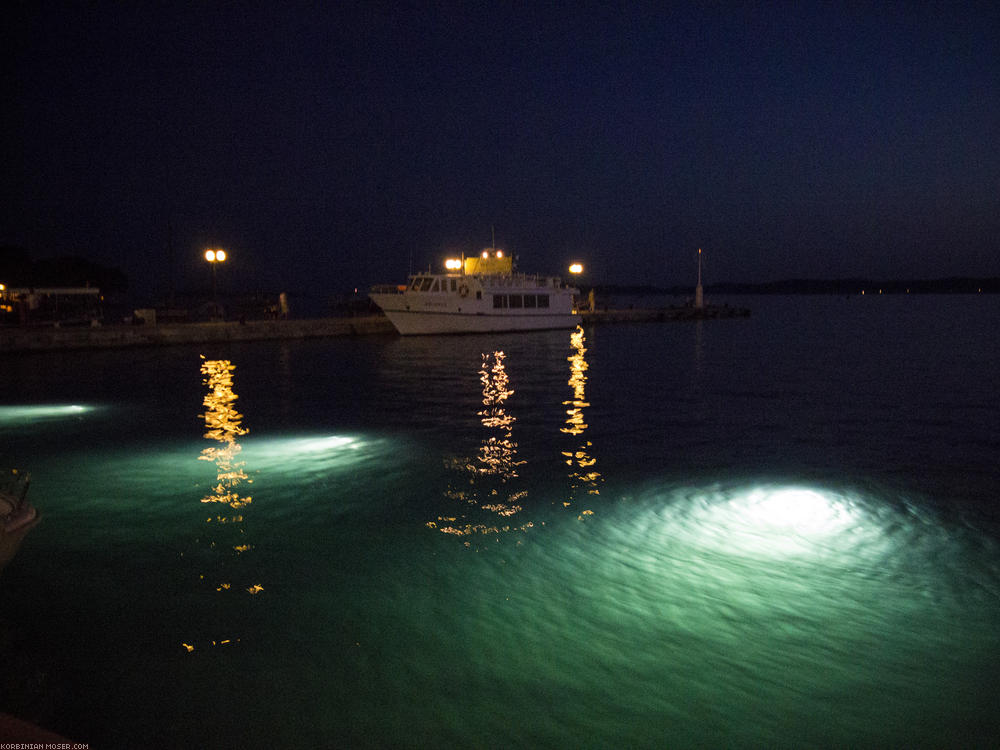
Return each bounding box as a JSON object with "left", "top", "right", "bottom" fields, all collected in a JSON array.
[{"left": 0, "top": 246, "right": 128, "bottom": 293}]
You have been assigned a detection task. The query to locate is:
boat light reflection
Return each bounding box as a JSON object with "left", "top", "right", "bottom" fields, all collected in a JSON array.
[
  {"left": 561, "top": 326, "right": 601, "bottom": 509},
  {"left": 431, "top": 350, "right": 532, "bottom": 540},
  {"left": 476, "top": 351, "right": 523, "bottom": 479}
]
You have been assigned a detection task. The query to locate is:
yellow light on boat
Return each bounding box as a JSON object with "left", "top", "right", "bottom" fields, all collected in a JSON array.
[
  {"left": 569, "top": 263, "right": 584, "bottom": 275},
  {"left": 215, "top": 249, "right": 226, "bottom": 262},
  {"left": 496, "top": 250, "right": 503, "bottom": 258},
  {"left": 482, "top": 250, "right": 489, "bottom": 259},
  {"left": 444, "top": 258, "right": 463, "bottom": 271}
]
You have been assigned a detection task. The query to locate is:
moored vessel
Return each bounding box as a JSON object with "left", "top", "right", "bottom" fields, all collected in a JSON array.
[{"left": 370, "top": 248, "right": 580, "bottom": 335}]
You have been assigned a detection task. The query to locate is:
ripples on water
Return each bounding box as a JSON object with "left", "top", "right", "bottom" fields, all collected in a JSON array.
[
  {"left": 2, "top": 296, "right": 999, "bottom": 747},
  {"left": 424, "top": 478, "right": 1000, "bottom": 746}
]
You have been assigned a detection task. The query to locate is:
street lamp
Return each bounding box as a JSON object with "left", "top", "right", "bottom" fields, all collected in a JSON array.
[
  {"left": 205, "top": 248, "right": 227, "bottom": 317},
  {"left": 568, "top": 262, "right": 592, "bottom": 312}
]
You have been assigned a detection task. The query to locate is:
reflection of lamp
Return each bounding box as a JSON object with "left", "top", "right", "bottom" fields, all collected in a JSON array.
[
  {"left": 561, "top": 326, "right": 601, "bottom": 503},
  {"left": 199, "top": 358, "right": 250, "bottom": 510},
  {"left": 204, "top": 248, "right": 227, "bottom": 317}
]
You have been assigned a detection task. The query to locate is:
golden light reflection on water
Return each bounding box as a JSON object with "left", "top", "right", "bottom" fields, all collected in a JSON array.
[
  {"left": 429, "top": 351, "right": 533, "bottom": 541},
  {"left": 183, "top": 357, "right": 262, "bottom": 652},
  {"left": 561, "top": 326, "right": 601, "bottom": 512},
  {"left": 199, "top": 358, "right": 252, "bottom": 511},
  {"left": 476, "top": 350, "right": 523, "bottom": 480}
]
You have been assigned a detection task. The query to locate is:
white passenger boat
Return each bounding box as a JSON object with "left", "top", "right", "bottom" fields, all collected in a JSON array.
[{"left": 370, "top": 248, "right": 580, "bottom": 335}]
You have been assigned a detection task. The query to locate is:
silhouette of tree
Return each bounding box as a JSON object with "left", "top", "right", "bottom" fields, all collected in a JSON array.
[{"left": 0, "top": 246, "right": 128, "bottom": 293}]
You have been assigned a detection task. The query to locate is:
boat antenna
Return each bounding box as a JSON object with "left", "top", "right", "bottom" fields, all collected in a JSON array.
[{"left": 491, "top": 224, "right": 496, "bottom": 251}]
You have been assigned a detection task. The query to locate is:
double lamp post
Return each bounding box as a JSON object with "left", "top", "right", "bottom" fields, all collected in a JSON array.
[{"left": 204, "top": 248, "right": 227, "bottom": 317}]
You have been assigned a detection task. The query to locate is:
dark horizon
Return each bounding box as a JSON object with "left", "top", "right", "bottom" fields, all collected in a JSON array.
[
  {"left": 3, "top": 244, "right": 999, "bottom": 311},
  {"left": 5, "top": 3, "right": 999, "bottom": 305}
]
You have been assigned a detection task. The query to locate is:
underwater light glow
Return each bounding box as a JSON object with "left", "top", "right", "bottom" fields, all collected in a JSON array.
[
  {"left": 291, "top": 436, "right": 359, "bottom": 453},
  {"left": 0, "top": 404, "right": 95, "bottom": 422},
  {"left": 670, "top": 483, "right": 873, "bottom": 560},
  {"left": 741, "top": 487, "right": 852, "bottom": 534},
  {"left": 239, "top": 435, "right": 369, "bottom": 465}
]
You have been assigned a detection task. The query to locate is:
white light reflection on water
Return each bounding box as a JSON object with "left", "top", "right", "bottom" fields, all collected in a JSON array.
[
  {"left": 676, "top": 484, "right": 874, "bottom": 559},
  {"left": 239, "top": 434, "right": 387, "bottom": 476},
  {"left": 508, "top": 479, "right": 1000, "bottom": 745},
  {"left": 0, "top": 404, "right": 95, "bottom": 423}
]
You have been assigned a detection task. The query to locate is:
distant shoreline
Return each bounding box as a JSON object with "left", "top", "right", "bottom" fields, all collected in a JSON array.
[{"left": 601, "top": 277, "right": 1000, "bottom": 296}]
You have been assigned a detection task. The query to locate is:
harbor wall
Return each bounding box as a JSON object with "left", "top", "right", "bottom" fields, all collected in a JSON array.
[
  {"left": 0, "top": 316, "right": 395, "bottom": 353},
  {"left": 1, "top": 306, "right": 748, "bottom": 353}
]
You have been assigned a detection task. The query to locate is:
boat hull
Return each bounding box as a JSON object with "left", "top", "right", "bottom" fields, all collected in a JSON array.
[{"left": 373, "top": 305, "right": 579, "bottom": 335}]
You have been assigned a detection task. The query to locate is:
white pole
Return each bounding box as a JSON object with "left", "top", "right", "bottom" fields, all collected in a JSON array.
[{"left": 695, "top": 247, "right": 704, "bottom": 309}]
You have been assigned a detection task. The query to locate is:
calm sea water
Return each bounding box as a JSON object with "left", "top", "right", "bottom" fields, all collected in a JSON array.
[{"left": 2, "top": 295, "right": 999, "bottom": 748}]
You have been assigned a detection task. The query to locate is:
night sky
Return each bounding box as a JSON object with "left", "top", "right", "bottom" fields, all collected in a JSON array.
[{"left": 4, "top": 2, "right": 999, "bottom": 305}]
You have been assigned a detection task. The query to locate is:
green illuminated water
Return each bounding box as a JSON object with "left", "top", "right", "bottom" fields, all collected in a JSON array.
[{"left": 2, "top": 295, "right": 999, "bottom": 747}]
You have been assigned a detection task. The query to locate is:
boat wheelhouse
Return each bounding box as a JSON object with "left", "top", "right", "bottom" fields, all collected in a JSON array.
[{"left": 370, "top": 248, "right": 579, "bottom": 335}]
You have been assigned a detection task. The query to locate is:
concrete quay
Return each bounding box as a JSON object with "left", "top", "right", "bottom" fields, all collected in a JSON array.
[
  {"left": 580, "top": 305, "right": 750, "bottom": 324},
  {"left": 0, "top": 315, "right": 396, "bottom": 353},
  {"left": 1, "top": 306, "right": 748, "bottom": 353}
]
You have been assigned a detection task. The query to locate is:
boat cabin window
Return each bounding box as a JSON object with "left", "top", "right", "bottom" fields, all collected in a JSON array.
[
  {"left": 420, "top": 278, "right": 434, "bottom": 292},
  {"left": 410, "top": 278, "right": 422, "bottom": 291},
  {"left": 476, "top": 291, "right": 482, "bottom": 300},
  {"left": 449, "top": 279, "right": 458, "bottom": 292},
  {"left": 494, "top": 293, "right": 549, "bottom": 309},
  {"left": 431, "top": 279, "right": 440, "bottom": 292}
]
